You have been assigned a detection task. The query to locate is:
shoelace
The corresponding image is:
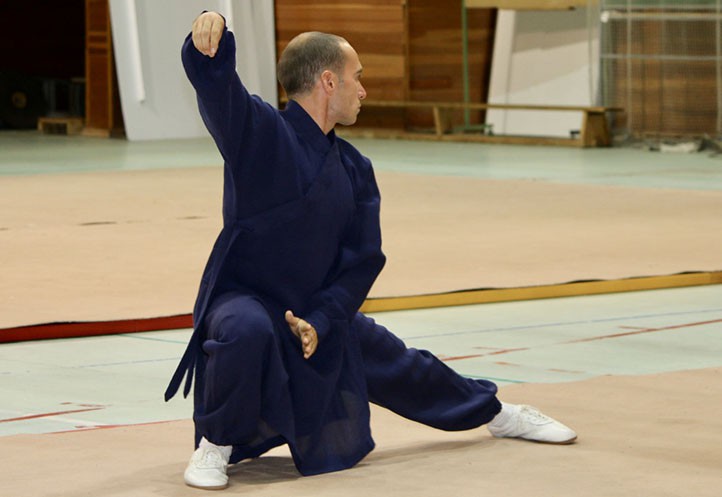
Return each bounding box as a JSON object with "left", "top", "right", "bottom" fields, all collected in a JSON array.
[
  {"left": 197, "top": 448, "right": 226, "bottom": 469},
  {"left": 519, "top": 405, "right": 553, "bottom": 425}
]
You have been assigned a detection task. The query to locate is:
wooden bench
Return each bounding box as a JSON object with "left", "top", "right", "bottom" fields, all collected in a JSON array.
[
  {"left": 37, "top": 116, "right": 84, "bottom": 136},
  {"left": 343, "top": 100, "right": 624, "bottom": 148}
]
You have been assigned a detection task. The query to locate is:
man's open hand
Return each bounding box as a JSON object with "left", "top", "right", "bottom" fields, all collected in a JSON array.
[
  {"left": 285, "top": 310, "right": 318, "bottom": 360},
  {"left": 192, "top": 11, "right": 225, "bottom": 57}
]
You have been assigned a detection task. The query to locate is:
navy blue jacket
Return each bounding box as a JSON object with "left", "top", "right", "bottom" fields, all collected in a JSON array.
[{"left": 166, "top": 29, "right": 386, "bottom": 475}]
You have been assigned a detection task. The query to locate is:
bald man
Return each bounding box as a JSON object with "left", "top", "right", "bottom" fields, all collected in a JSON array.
[{"left": 166, "top": 11, "right": 576, "bottom": 491}]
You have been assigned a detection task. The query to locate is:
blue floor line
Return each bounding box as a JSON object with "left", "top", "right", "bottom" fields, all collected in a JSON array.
[{"left": 464, "top": 375, "right": 527, "bottom": 384}]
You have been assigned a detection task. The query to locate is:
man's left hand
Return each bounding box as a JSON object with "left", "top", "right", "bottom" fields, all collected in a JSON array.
[{"left": 285, "top": 310, "right": 318, "bottom": 359}]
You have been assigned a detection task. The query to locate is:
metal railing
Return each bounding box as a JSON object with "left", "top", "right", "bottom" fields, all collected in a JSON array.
[{"left": 598, "top": 0, "right": 722, "bottom": 139}]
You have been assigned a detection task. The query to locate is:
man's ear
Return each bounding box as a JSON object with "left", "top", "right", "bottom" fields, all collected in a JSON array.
[{"left": 321, "top": 70, "right": 336, "bottom": 94}]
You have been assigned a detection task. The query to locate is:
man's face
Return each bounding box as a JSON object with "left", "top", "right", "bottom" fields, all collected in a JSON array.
[{"left": 330, "top": 43, "right": 367, "bottom": 127}]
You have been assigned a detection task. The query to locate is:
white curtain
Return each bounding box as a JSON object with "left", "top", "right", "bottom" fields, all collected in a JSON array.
[{"left": 109, "top": 0, "right": 277, "bottom": 141}]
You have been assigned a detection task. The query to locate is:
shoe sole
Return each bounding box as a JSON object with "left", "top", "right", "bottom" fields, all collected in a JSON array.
[
  {"left": 492, "top": 434, "right": 578, "bottom": 445},
  {"left": 185, "top": 482, "right": 229, "bottom": 491},
  {"left": 534, "top": 435, "right": 577, "bottom": 445}
]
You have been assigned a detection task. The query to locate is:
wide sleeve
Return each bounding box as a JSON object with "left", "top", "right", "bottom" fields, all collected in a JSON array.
[
  {"left": 181, "top": 28, "right": 270, "bottom": 165},
  {"left": 303, "top": 159, "right": 387, "bottom": 342}
]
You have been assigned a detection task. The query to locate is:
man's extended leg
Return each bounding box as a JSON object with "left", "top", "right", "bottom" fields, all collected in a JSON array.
[
  {"left": 354, "top": 313, "right": 576, "bottom": 443},
  {"left": 354, "top": 312, "right": 501, "bottom": 430}
]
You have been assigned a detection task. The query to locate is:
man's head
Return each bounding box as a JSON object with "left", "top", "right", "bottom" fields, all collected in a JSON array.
[
  {"left": 278, "top": 31, "right": 367, "bottom": 128},
  {"left": 278, "top": 32, "right": 347, "bottom": 97}
]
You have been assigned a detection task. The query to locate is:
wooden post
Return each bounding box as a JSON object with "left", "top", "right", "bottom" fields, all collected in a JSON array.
[
  {"left": 432, "top": 106, "right": 455, "bottom": 136},
  {"left": 84, "top": 0, "right": 124, "bottom": 137},
  {"left": 581, "top": 110, "right": 612, "bottom": 147}
]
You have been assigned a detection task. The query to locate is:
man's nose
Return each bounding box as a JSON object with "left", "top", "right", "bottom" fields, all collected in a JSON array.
[{"left": 359, "top": 84, "right": 367, "bottom": 100}]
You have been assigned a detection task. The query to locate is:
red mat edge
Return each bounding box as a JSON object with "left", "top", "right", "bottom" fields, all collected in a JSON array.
[
  {"left": 2, "top": 271, "right": 719, "bottom": 344},
  {"left": 0, "top": 314, "right": 193, "bottom": 344}
]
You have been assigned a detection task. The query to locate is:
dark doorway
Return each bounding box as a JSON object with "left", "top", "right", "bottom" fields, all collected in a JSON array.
[{"left": 0, "top": 1, "right": 86, "bottom": 129}]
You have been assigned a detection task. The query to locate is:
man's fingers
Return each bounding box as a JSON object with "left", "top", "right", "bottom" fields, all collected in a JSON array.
[
  {"left": 305, "top": 337, "right": 318, "bottom": 358},
  {"left": 286, "top": 310, "right": 317, "bottom": 359},
  {"left": 297, "top": 321, "right": 311, "bottom": 335},
  {"left": 302, "top": 330, "right": 318, "bottom": 359},
  {"left": 286, "top": 310, "right": 305, "bottom": 338},
  {"left": 210, "top": 19, "right": 224, "bottom": 56},
  {"left": 192, "top": 12, "right": 225, "bottom": 57},
  {"left": 285, "top": 310, "right": 299, "bottom": 328},
  {"left": 200, "top": 18, "right": 213, "bottom": 55},
  {"left": 287, "top": 311, "right": 310, "bottom": 334},
  {"left": 192, "top": 16, "right": 208, "bottom": 55}
]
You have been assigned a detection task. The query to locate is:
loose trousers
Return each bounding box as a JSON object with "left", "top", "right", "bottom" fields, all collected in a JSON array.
[{"left": 195, "top": 292, "right": 502, "bottom": 458}]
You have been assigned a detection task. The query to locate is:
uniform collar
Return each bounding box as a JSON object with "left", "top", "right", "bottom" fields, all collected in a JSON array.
[{"left": 282, "top": 100, "right": 336, "bottom": 154}]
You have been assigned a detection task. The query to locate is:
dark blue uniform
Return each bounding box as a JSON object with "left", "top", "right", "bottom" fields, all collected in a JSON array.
[{"left": 166, "top": 29, "right": 501, "bottom": 476}]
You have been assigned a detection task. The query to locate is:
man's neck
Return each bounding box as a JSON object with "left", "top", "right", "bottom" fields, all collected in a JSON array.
[{"left": 293, "top": 95, "right": 334, "bottom": 135}]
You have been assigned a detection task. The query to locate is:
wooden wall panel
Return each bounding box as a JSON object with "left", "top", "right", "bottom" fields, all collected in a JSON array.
[
  {"left": 275, "top": 0, "right": 408, "bottom": 127},
  {"left": 407, "top": 1, "right": 496, "bottom": 128},
  {"left": 274, "top": 0, "right": 497, "bottom": 131}
]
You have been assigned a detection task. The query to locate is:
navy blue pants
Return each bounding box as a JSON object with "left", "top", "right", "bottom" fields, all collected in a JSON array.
[{"left": 195, "top": 292, "right": 502, "bottom": 456}]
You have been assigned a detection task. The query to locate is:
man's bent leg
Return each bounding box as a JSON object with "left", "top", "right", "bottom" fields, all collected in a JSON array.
[{"left": 186, "top": 293, "right": 277, "bottom": 489}]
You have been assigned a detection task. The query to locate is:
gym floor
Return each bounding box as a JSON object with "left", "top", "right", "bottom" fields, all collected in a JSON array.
[{"left": 1, "top": 130, "right": 720, "bottom": 437}]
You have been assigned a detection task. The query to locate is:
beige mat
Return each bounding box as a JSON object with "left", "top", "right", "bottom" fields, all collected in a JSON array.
[
  {"left": 1, "top": 167, "right": 721, "bottom": 328},
  {"left": 1, "top": 367, "right": 720, "bottom": 497}
]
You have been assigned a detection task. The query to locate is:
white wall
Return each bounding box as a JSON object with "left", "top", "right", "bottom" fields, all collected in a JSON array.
[
  {"left": 109, "top": 0, "right": 276, "bottom": 141},
  {"left": 486, "top": 7, "right": 599, "bottom": 138}
]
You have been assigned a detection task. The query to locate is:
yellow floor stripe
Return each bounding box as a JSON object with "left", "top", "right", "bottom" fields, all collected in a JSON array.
[{"left": 360, "top": 271, "right": 722, "bottom": 313}]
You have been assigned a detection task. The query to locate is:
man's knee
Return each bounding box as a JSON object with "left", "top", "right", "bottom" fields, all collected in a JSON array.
[
  {"left": 205, "top": 294, "right": 274, "bottom": 345},
  {"left": 352, "top": 312, "right": 406, "bottom": 358}
]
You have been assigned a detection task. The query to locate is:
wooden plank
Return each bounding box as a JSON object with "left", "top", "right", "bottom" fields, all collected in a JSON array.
[
  {"left": 275, "top": 0, "right": 408, "bottom": 129},
  {"left": 465, "top": 0, "right": 594, "bottom": 9},
  {"left": 278, "top": 0, "right": 396, "bottom": 6},
  {"left": 432, "top": 107, "right": 445, "bottom": 136},
  {"left": 361, "top": 99, "right": 623, "bottom": 113},
  {"left": 407, "top": 1, "right": 495, "bottom": 128},
  {"left": 37, "top": 117, "right": 84, "bottom": 135},
  {"left": 360, "top": 272, "right": 722, "bottom": 314},
  {"left": 349, "top": 100, "right": 622, "bottom": 147},
  {"left": 581, "top": 111, "right": 611, "bottom": 147},
  {"left": 83, "top": 0, "right": 124, "bottom": 137},
  {"left": 275, "top": 6, "right": 405, "bottom": 32},
  {"left": 347, "top": 98, "right": 623, "bottom": 146},
  {"left": 338, "top": 127, "right": 584, "bottom": 147},
  {"left": 359, "top": 54, "right": 406, "bottom": 79}
]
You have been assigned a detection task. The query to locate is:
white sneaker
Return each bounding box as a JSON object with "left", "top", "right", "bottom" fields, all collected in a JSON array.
[
  {"left": 184, "top": 442, "right": 231, "bottom": 490},
  {"left": 487, "top": 404, "right": 577, "bottom": 445}
]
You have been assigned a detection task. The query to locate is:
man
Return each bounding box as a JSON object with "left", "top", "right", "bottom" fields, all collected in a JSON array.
[{"left": 166, "top": 11, "right": 577, "bottom": 491}]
